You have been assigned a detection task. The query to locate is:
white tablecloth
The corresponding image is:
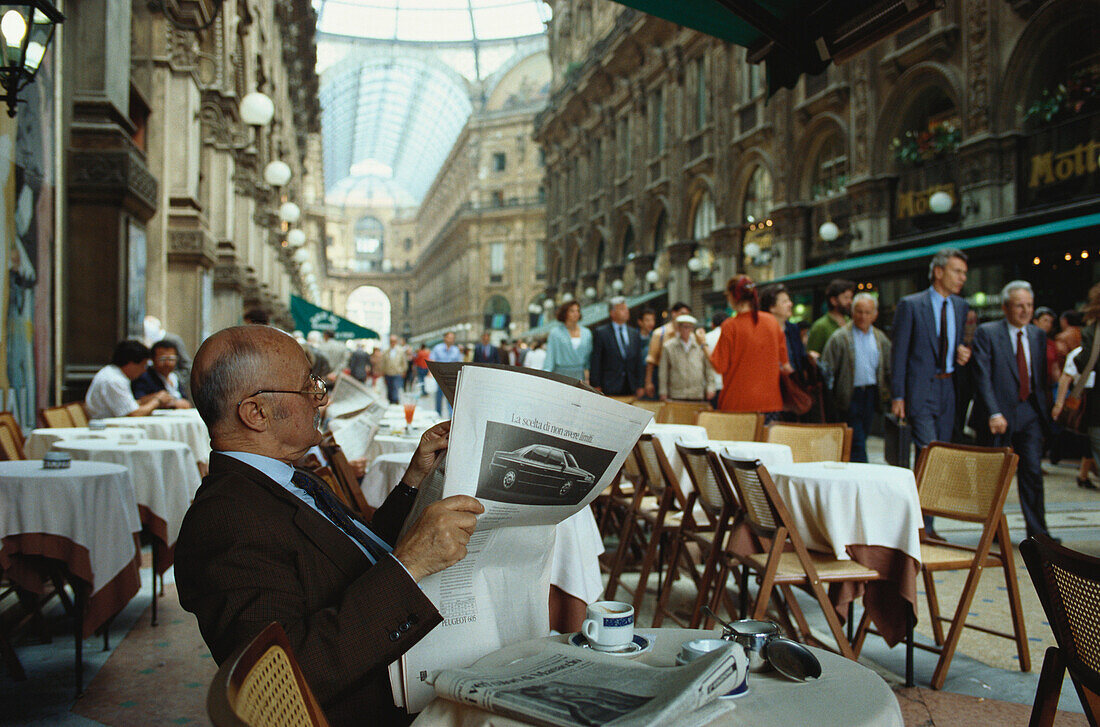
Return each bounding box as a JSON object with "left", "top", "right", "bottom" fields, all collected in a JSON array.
[
  {"left": 643, "top": 422, "right": 709, "bottom": 493},
  {"left": 362, "top": 452, "right": 604, "bottom": 603},
  {"left": 768, "top": 462, "right": 922, "bottom": 562},
  {"left": 366, "top": 433, "right": 424, "bottom": 461},
  {"left": 0, "top": 460, "right": 142, "bottom": 636},
  {"left": 412, "top": 628, "right": 903, "bottom": 727},
  {"left": 54, "top": 439, "right": 202, "bottom": 566},
  {"left": 96, "top": 415, "right": 211, "bottom": 465},
  {"left": 24, "top": 426, "right": 147, "bottom": 459},
  {"left": 707, "top": 440, "right": 793, "bottom": 473},
  {"left": 380, "top": 403, "right": 442, "bottom": 429}
]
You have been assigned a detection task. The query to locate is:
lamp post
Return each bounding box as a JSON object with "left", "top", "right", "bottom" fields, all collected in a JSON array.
[{"left": 0, "top": 0, "right": 63, "bottom": 117}]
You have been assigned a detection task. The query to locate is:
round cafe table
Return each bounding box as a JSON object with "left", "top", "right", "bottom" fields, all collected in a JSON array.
[
  {"left": 53, "top": 439, "right": 202, "bottom": 575},
  {"left": 411, "top": 628, "right": 903, "bottom": 727},
  {"left": 24, "top": 426, "right": 147, "bottom": 459},
  {"left": 96, "top": 414, "right": 211, "bottom": 465},
  {"left": 365, "top": 432, "right": 424, "bottom": 461}
]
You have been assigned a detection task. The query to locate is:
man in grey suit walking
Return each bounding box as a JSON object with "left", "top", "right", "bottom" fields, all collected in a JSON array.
[
  {"left": 972, "top": 280, "right": 1053, "bottom": 539},
  {"left": 890, "top": 249, "right": 971, "bottom": 537}
]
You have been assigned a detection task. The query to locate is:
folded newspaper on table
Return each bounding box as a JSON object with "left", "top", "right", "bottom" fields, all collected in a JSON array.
[
  {"left": 389, "top": 363, "right": 653, "bottom": 712},
  {"left": 326, "top": 372, "right": 384, "bottom": 420},
  {"left": 432, "top": 640, "right": 746, "bottom": 727},
  {"left": 326, "top": 374, "right": 388, "bottom": 461}
]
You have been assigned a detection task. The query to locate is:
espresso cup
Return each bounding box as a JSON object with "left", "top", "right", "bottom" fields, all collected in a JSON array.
[{"left": 581, "top": 600, "right": 634, "bottom": 651}]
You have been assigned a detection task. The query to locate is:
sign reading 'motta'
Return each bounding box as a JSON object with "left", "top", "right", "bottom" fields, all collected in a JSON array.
[
  {"left": 896, "top": 183, "right": 955, "bottom": 219},
  {"left": 1027, "top": 141, "right": 1100, "bottom": 188},
  {"left": 1019, "top": 114, "right": 1100, "bottom": 211}
]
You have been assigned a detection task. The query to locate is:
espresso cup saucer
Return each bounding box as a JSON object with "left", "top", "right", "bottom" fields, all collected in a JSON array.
[{"left": 569, "top": 632, "right": 652, "bottom": 657}]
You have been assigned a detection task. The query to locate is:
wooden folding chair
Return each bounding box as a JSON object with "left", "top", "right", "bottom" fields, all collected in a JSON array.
[
  {"left": 207, "top": 621, "right": 331, "bottom": 727},
  {"left": 1021, "top": 535, "right": 1100, "bottom": 727},
  {"left": 594, "top": 464, "right": 635, "bottom": 542},
  {"left": 603, "top": 434, "right": 687, "bottom": 611},
  {"left": 857, "top": 442, "right": 1027, "bottom": 690},
  {"left": 765, "top": 422, "right": 852, "bottom": 462},
  {"left": 695, "top": 411, "right": 764, "bottom": 442},
  {"left": 0, "top": 417, "right": 24, "bottom": 460},
  {"left": 39, "top": 405, "right": 76, "bottom": 428},
  {"left": 65, "top": 402, "right": 90, "bottom": 427},
  {"left": 318, "top": 437, "right": 375, "bottom": 522},
  {"left": 657, "top": 400, "right": 713, "bottom": 424},
  {"left": 652, "top": 443, "right": 735, "bottom": 627},
  {"left": 721, "top": 456, "right": 881, "bottom": 659}
]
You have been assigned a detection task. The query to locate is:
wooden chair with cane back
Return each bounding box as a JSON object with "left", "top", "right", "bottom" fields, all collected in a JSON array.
[
  {"left": 39, "top": 405, "right": 76, "bottom": 428},
  {"left": 207, "top": 621, "right": 331, "bottom": 727},
  {"left": 695, "top": 411, "right": 764, "bottom": 442},
  {"left": 651, "top": 442, "right": 739, "bottom": 627},
  {"left": 656, "top": 400, "right": 713, "bottom": 424},
  {"left": 603, "top": 433, "right": 688, "bottom": 612},
  {"left": 765, "top": 422, "right": 852, "bottom": 463},
  {"left": 629, "top": 399, "right": 663, "bottom": 418},
  {"left": 854, "top": 442, "right": 1027, "bottom": 690},
  {"left": 720, "top": 455, "right": 882, "bottom": 660},
  {"left": 1021, "top": 535, "right": 1100, "bottom": 727},
  {"left": 65, "top": 402, "right": 90, "bottom": 427},
  {"left": 0, "top": 413, "right": 24, "bottom": 460}
]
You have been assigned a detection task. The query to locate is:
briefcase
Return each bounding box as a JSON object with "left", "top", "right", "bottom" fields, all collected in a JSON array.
[{"left": 884, "top": 414, "right": 912, "bottom": 469}]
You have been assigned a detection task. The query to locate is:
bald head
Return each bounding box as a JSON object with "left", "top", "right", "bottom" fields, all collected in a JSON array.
[{"left": 192, "top": 326, "right": 295, "bottom": 435}]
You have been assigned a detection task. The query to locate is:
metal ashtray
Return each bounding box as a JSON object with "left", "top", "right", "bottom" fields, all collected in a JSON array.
[
  {"left": 43, "top": 451, "right": 72, "bottom": 469},
  {"left": 765, "top": 637, "right": 822, "bottom": 681}
]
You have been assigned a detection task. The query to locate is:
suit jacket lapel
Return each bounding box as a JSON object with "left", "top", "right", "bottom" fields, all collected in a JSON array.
[
  {"left": 1001, "top": 321, "right": 1020, "bottom": 385},
  {"left": 920, "top": 289, "right": 939, "bottom": 356}
]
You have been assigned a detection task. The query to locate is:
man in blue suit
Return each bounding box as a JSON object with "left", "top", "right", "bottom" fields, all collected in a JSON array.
[
  {"left": 590, "top": 297, "right": 646, "bottom": 397},
  {"left": 972, "top": 280, "right": 1052, "bottom": 539},
  {"left": 473, "top": 331, "right": 501, "bottom": 364},
  {"left": 890, "top": 249, "right": 971, "bottom": 537}
]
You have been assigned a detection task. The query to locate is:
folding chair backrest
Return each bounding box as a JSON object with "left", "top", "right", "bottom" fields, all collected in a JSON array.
[
  {"left": 695, "top": 411, "right": 763, "bottom": 442},
  {"left": 766, "top": 423, "right": 851, "bottom": 463},
  {"left": 319, "top": 438, "right": 375, "bottom": 520},
  {"left": 1021, "top": 536, "right": 1100, "bottom": 701},
  {"left": 0, "top": 412, "right": 24, "bottom": 458},
  {"left": 65, "top": 402, "right": 90, "bottom": 427},
  {"left": 208, "top": 621, "right": 331, "bottom": 727},
  {"left": 637, "top": 434, "right": 686, "bottom": 508},
  {"left": 675, "top": 442, "right": 724, "bottom": 523},
  {"left": 916, "top": 443, "right": 1017, "bottom": 523},
  {"left": 719, "top": 454, "right": 779, "bottom": 538},
  {"left": 631, "top": 400, "right": 663, "bottom": 417},
  {"left": 658, "top": 400, "right": 713, "bottom": 425},
  {"left": 0, "top": 424, "right": 22, "bottom": 460},
  {"left": 40, "top": 406, "right": 76, "bottom": 428}
]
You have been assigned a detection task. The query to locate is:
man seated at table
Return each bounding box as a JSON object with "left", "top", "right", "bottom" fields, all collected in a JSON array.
[
  {"left": 131, "top": 339, "right": 192, "bottom": 409},
  {"left": 175, "top": 325, "right": 484, "bottom": 727},
  {"left": 86, "top": 340, "right": 174, "bottom": 419}
]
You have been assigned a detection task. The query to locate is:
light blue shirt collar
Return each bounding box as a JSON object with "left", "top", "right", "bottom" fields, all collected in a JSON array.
[{"left": 927, "top": 287, "right": 957, "bottom": 373}]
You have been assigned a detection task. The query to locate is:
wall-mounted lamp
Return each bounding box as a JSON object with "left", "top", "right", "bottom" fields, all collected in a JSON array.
[
  {"left": 527, "top": 303, "right": 542, "bottom": 315},
  {"left": 286, "top": 229, "right": 306, "bottom": 247},
  {"left": 818, "top": 220, "right": 861, "bottom": 243},
  {"left": 0, "top": 0, "right": 63, "bottom": 117},
  {"left": 263, "top": 160, "right": 292, "bottom": 187},
  {"left": 686, "top": 248, "right": 713, "bottom": 276},
  {"left": 240, "top": 91, "right": 275, "bottom": 127},
  {"left": 584, "top": 286, "right": 597, "bottom": 299},
  {"left": 644, "top": 269, "right": 660, "bottom": 285},
  {"left": 278, "top": 202, "right": 301, "bottom": 224},
  {"left": 611, "top": 278, "right": 624, "bottom": 292},
  {"left": 543, "top": 298, "right": 556, "bottom": 310},
  {"left": 743, "top": 241, "right": 781, "bottom": 267},
  {"left": 928, "top": 191, "right": 953, "bottom": 215}
]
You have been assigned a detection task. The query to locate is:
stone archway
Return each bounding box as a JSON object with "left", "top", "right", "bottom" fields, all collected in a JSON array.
[{"left": 346, "top": 285, "right": 392, "bottom": 340}]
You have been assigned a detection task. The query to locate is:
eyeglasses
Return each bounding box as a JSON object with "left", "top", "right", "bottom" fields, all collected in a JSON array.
[
  {"left": 237, "top": 374, "right": 329, "bottom": 408},
  {"left": 154, "top": 356, "right": 179, "bottom": 363}
]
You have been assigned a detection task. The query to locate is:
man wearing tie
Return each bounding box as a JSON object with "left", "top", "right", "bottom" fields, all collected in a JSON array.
[
  {"left": 473, "top": 331, "right": 501, "bottom": 364},
  {"left": 590, "top": 296, "right": 645, "bottom": 397},
  {"left": 972, "top": 280, "right": 1053, "bottom": 539},
  {"left": 890, "top": 248, "right": 971, "bottom": 538}
]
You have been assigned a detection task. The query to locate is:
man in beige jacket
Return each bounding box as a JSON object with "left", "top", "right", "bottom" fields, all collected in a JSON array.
[{"left": 659, "top": 314, "right": 717, "bottom": 402}]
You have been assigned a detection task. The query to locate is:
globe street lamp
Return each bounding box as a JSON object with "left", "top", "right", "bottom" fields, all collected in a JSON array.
[{"left": 0, "top": 0, "right": 63, "bottom": 117}]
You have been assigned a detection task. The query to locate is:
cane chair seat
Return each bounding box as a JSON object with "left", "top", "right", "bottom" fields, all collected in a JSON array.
[{"left": 743, "top": 550, "right": 879, "bottom": 580}]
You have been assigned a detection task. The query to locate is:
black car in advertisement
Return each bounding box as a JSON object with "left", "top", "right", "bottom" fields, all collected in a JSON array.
[{"left": 486, "top": 444, "right": 595, "bottom": 504}]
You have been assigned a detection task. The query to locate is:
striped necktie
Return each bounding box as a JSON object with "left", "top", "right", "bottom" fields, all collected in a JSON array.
[{"left": 291, "top": 468, "right": 388, "bottom": 563}]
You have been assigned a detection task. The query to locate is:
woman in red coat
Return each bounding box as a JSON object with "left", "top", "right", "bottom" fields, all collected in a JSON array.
[{"left": 710, "top": 275, "right": 790, "bottom": 417}]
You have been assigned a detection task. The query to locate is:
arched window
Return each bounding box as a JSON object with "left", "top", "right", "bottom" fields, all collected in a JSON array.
[
  {"left": 891, "top": 85, "right": 960, "bottom": 169},
  {"left": 595, "top": 237, "right": 606, "bottom": 272},
  {"left": 354, "top": 217, "right": 385, "bottom": 272},
  {"left": 692, "top": 189, "right": 716, "bottom": 241},
  {"left": 483, "top": 295, "right": 511, "bottom": 330},
  {"left": 621, "top": 225, "right": 635, "bottom": 260},
  {"left": 346, "top": 286, "right": 391, "bottom": 339},
  {"left": 652, "top": 209, "right": 669, "bottom": 253},
  {"left": 742, "top": 166, "right": 774, "bottom": 223},
  {"left": 810, "top": 131, "right": 848, "bottom": 201}
]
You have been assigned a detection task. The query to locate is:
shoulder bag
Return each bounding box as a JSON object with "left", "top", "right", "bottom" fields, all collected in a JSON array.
[{"left": 1058, "top": 325, "right": 1100, "bottom": 433}]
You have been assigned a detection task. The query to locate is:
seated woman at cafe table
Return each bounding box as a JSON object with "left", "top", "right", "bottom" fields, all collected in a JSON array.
[
  {"left": 131, "top": 339, "right": 193, "bottom": 409},
  {"left": 176, "top": 325, "right": 484, "bottom": 727},
  {"left": 86, "top": 340, "right": 176, "bottom": 419}
]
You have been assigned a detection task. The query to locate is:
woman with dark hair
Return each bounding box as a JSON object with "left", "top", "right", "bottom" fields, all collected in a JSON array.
[
  {"left": 542, "top": 299, "right": 592, "bottom": 383},
  {"left": 1070, "top": 283, "right": 1100, "bottom": 489},
  {"left": 710, "top": 275, "right": 789, "bottom": 416},
  {"left": 759, "top": 282, "right": 809, "bottom": 374}
]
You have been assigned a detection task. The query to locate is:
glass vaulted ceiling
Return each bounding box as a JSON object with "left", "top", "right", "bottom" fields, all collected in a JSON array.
[{"left": 315, "top": 0, "right": 551, "bottom": 206}]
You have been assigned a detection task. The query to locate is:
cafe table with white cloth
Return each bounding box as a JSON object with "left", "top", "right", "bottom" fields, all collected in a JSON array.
[
  {"left": 96, "top": 414, "right": 212, "bottom": 466},
  {"left": 52, "top": 439, "right": 202, "bottom": 575},
  {"left": 707, "top": 440, "right": 793, "bottom": 473},
  {"left": 23, "top": 426, "right": 147, "bottom": 459},
  {"left": 763, "top": 461, "right": 922, "bottom": 647},
  {"left": 360, "top": 452, "right": 605, "bottom": 605},
  {"left": 411, "top": 627, "right": 903, "bottom": 727},
  {"left": 643, "top": 422, "right": 708, "bottom": 492},
  {"left": 0, "top": 460, "right": 142, "bottom": 639}
]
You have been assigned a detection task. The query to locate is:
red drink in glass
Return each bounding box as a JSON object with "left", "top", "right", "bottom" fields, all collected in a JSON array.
[{"left": 403, "top": 402, "right": 416, "bottom": 425}]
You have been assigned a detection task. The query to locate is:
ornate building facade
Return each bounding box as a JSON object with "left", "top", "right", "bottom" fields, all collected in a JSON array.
[{"left": 535, "top": 0, "right": 1100, "bottom": 325}]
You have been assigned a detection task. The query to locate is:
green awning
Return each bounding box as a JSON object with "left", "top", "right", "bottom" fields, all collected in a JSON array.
[
  {"left": 290, "top": 294, "right": 379, "bottom": 340},
  {"left": 773, "top": 212, "right": 1100, "bottom": 286},
  {"left": 523, "top": 289, "right": 668, "bottom": 339}
]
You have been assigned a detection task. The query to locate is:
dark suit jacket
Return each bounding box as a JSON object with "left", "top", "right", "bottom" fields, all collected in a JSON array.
[
  {"left": 590, "top": 323, "right": 645, "bottom": 395},
  {"left": 971, "top": 320, "right": 1050, "bottom": 437},
  {"left": 472, "top": 344, "right": 500, "bottom": 364},
  {"left": 890, "top": 288, "right": 969, "bottom": 408},
  {"left": 175, "top": 453, "right": 441, "bottom": 727}
]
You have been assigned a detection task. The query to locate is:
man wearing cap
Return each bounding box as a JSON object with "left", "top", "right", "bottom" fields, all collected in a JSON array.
[
  {"left": 659, "top": 314, "right": 717, "bottom": 403},
  {"left": 590, "top": 297, "right": 646, "bottom": 397}
]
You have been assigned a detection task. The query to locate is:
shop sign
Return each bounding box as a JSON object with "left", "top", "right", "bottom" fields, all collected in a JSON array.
[
  {"left": 1019, "top": 112, "right": 1100, "bottom": 210},
  {"left": 896, "top": 183, "right": 956, "bottom": 219},
  {"left": 891, "top": 158, "right": 958, "bottom": 237}
]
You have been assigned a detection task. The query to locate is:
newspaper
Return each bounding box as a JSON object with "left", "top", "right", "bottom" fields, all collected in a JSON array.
[
  {"left": 326, "top": 372, "right": 383, "bottom": 420},
  {"left": 325, "top": 374, "right": 388, "bottom": 460},
  {"left": 389, "top": 364, "right": 653, "bottom": 712},
  {"left": 431, "top": 640, "right": 746, "bottom": 727}
]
